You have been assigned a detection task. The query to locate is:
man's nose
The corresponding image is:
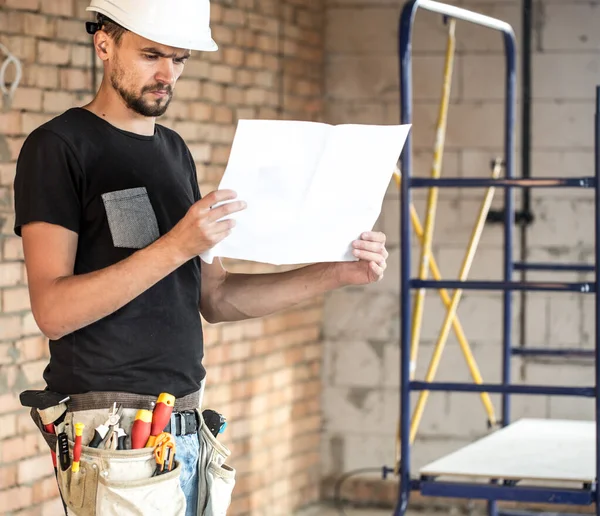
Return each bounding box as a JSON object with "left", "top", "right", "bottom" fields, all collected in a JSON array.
[{"left": 155, "top": 59, "right": 176, "bottom": 86}]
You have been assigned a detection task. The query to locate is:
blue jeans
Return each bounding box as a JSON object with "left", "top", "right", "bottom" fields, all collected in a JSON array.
[{"left": 176, "top": 433, "right": 201, "bottom": 516}]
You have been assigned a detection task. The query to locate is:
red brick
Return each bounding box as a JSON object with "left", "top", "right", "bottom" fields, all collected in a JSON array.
[
  {"left": 214, "top": 106, "right": 234, "bottom": 124},
  {"left": 3, "top": 287, "right": 31, "bottom": 312},
  {"left": 13, "top": 506, "right": 43, "bottom": 516},
  {"left": 41, "top": 497, "right": 65, "bottom": 516},
  {"left": 0, "top": 485, "right": 32, "bottom": 512},
  {"left": 3, "top": 237, "right": 23, "bottom": 261},
  {"left": 15, "top": 336, "right": 47, "bottom": 361},
  {"left": 0, "top": 392, "right": 22, "bottom": 415},
  {"left": 0, "top": 263, "right": 22, "bottom": 287},
  {"left": 23, "top": 65, "right": 60, "bottom": 89},
  {"left": 0, "top": 414, "right": 17, "bottom": 440},
  {"left": 37, "top": 40, "right": 70, "bottom": 65},
  {"left": 59, "top": 68, "right": 92, "bottom": 91},
  {"left": 1, "top": 433, "right": 40, "bottom": 463},
  {"left": 190, "top": 102, "right": 213, "bottom": 122},
  {"left": 0, "top": 35, "right": 36, "bottom": 62},
  {"left": 42, "top": 91, "right": 77, "bottom": 113},
  {"left": 18, "top": 454, "right": 53, "bottom": 484},
  {"left": 0, "top": 10, "right": 25, "bottom": 34},
  {"left": 40, "top": 0, "right": 74, "bottom": 16},
  {"left": 12, "top": 87, "right": 44, "bottom": 111},
  {"left": 0, "top": 163, "right": 15, "bottom": 186},
  {"left": 0, "top": 315, "right": 22, "bottom": 341},
  {"left": 223, "top": 7, "right": 246, "bottom": 26},
  {"left": 0, "top": 463, "right": 17, "bottom": 490},
  {"left": 70, "top": 44, "right": 92, "bottom": 68},
  {"left": 21, "top": 360, "right": 46, "bottom": 387},
  {"left": 23, "top": 13, "right": 56, "bottom": 38},
  {"left": 21, "top": 113, "right": 53, "bottom": 135},
  {"left": 55, "top": 18, "right": 89, "bottom": 42},
  {"left": 175, "top": 80, "right": 201, "bottom": 100},
  {"left": 32, "top": 474, "right": 59, "bottom": 503},
  {"left": 0, "top": 112, "right": 22, "bottom": 136},
  {"left": 5, "top": 0, "right": 39, "bottom": 9}
]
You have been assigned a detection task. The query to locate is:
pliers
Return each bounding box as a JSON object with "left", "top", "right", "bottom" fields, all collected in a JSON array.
[{"left": 89, "top": 403, "right": 124, "bottom": 449}]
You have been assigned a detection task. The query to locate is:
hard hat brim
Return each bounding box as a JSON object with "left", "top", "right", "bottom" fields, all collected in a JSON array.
[{"left": 86, "top": 6, "right": 218, "bottom": 52}]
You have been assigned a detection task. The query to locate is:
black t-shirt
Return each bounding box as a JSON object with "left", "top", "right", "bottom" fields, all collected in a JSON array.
[{"left": 13, "top": 107, "right": 206, "bottom": 398}]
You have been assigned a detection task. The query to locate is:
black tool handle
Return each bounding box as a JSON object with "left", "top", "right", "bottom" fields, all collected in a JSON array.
[
  {"left": 57, "top": 433, "right": 70, "bottom": 471},
  {"left": 88, "top": 430, "right": 103, "bottom": 448}
]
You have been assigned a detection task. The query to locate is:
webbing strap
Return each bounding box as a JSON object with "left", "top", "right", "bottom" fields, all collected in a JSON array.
[{"left": 66, "top": 389, "right": 201, "bottom": 412}]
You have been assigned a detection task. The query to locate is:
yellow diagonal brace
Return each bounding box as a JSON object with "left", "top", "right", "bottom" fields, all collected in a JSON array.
[
  {"left": 408, "top": 160, "right": 502, "bottom": 444},
  {"left": 393, "top": 171, "right": 497, "bottom": 431},
  {"left": 410, "top": 19, "right": 456, "bottom": 380}
]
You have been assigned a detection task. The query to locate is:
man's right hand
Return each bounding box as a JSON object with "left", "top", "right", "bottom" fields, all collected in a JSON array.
[{"left": 165, "top": 189, "right": 247, "bottom": 261}]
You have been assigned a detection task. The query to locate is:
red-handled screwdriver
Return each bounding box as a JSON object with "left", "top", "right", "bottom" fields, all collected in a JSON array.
[
  {"left": 131, "top": 409, "right": 152, "bottom": 449},
  {"left": 43, "top": 423, "right": 58, "bottom": 470},
  {"left": 72, "top": 423, "right": 84, "bottom": 473},
  {"left": 146, "top": 393, "right": 175, "bottom": 448}
]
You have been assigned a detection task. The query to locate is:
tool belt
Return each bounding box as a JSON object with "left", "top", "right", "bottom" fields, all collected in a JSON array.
[{"left": 24, "top": 387, "right": 236, "bottom": 516}]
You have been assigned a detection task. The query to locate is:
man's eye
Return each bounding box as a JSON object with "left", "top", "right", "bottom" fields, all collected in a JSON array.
[
  {"left": 174, "top": 58, "right": 188, "bottom": 65},
  {"left": 144, "top": 54, "right": 159, "bottom": 60}
]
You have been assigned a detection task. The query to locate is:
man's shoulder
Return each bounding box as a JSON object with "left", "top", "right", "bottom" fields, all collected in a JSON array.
[
  {"left": 26, "top": 108, "right": 90, "bottom": 148},
  {"left": 156, "top": 123, "right": 190, "bottom": 151}
]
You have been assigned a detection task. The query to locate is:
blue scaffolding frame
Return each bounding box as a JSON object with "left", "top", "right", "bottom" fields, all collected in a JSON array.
[{"left": 394, "top": 1, "right": 600, "bottom": 515}]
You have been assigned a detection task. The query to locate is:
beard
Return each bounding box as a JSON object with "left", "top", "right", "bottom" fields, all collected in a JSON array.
[{"left": 110, "top": 58, "right": 173, "bottom": 117}]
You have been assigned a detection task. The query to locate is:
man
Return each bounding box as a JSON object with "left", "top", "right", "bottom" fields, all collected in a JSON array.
[{"left": 13, "top": 0, "right": 389, "bottom": 514}]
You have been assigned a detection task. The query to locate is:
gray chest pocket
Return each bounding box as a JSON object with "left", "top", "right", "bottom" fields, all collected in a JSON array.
[{"left": 101, "top": 187, "right": 160, "bottom": 249}]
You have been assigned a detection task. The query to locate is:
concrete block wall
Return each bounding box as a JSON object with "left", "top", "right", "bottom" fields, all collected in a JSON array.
[
  {"left": 0, "top": 1, "right": 325, "bottom": 515},
  {"left": 322, "top": 0, "right": 599, "bottom": 503}
]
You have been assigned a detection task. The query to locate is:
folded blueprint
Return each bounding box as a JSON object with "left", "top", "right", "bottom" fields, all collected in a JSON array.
[{"left": 200, "top": 119, "right": 411, "bottom": 265}]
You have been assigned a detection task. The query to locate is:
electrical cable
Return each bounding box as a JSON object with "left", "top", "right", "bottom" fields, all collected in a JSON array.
[{"left": 333, "top": 467, "right": 387, "bottom": 516}]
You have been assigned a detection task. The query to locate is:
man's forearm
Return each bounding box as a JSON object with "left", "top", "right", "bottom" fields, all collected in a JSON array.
[
  {"left": 205, "top": 262, "right": 343, "bottom": 323},
  {"left": 35, "top": 236, "right": 186, "bottom": 340}
]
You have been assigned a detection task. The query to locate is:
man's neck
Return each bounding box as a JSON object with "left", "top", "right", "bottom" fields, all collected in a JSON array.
[{"left": 83, "top": 81, "right": 156, "bottom": 137}]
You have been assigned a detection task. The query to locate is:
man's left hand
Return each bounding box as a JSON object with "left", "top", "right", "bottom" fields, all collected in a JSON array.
[{"left": 334, "top": 231, "right": 389, "bottom": 286}]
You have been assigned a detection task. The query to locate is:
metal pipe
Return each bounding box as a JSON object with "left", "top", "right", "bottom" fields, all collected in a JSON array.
[
  {"left": 416, "top": 0, "right": 514, "bottom": 32},
  {"left": 511, "top": 347, "right": 594, "bottom": 358},
  {"left": 594, "top": 85, "right": 600, "bottom": 516},
  {"left": 397, "top": 2, "right": 414, "bottom": 512},
  {"left": 410, "top": 381, "right": 595, "bottom": 397},
  {"left": 411, "top": 279, "right": 595, "bottom": 293},
  {"left": 513, "top": 262, "right": 594, "bottom": 272},
  {"left": 501, "top": 25, "right": 518, "bottom": 433},
  {"left": 411, "top": 177, "right": 594, "bottom": 188}
]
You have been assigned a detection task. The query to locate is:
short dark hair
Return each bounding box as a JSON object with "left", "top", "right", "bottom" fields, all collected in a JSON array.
[{"left": 98, "top": 14, "right": 127, "bottom": 45}]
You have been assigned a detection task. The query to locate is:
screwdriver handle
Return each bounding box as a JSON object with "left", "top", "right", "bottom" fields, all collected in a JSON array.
[
  {"left": 72, "top": 423, "right": 84, "bottom": 473},
  {"left": 146, "top": 393, "right": 175, "bottom": 448},
  {"left": 43, "top": 423, "right": 57, "bottom": 468},
  {"left": 131, "top": 409, "right": 152, "bottom": 449}
]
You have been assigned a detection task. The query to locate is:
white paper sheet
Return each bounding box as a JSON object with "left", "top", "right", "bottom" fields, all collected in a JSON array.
[{"left": 200, "top": 119, "right": 411, "bottom": 265}]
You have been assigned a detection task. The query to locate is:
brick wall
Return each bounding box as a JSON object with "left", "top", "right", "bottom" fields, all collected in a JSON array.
[
  {"left": 0, "top": 1, "right": 325, "bottom": 515},
  {"left": 323, "top": 0, "right": 599, "bottom": 509}
]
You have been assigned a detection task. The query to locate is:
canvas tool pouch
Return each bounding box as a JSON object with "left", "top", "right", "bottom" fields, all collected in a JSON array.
[
  {"left": 195, "top": 409, "right": 236, "bottom": 516},
  {"left": 30, "top": 386, "right": 236, "bottom": 516}
]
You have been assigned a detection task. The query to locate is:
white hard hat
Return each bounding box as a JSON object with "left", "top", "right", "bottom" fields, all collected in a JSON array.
[{"left": 86, "top": 0, "right": 218, "bottom": 52}]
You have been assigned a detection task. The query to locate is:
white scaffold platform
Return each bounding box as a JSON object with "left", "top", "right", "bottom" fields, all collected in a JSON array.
[{"left": 419, "top": 418, "right": 596, "bottom": 483}]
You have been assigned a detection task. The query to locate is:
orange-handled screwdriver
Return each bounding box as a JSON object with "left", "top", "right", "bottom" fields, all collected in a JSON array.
[
  {"left": 146, "top": 393, "right": 175, "bottom": 448},
  {"left": 131, "top": 409, "right": 152, "bottom": 449},
  {"left": 72, "top": 423, "right": 84, "bottom": 473}
]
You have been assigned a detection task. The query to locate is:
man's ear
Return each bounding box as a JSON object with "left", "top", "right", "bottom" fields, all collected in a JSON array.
[{"left": 94, "top": 32, "right": 111, "bottom": 61}]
